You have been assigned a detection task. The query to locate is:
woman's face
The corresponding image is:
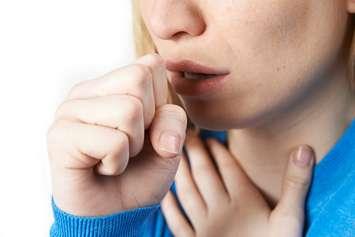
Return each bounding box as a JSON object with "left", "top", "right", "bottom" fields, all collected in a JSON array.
[{"left": 139, "top": 0, "right": 353, "bottom": 130}]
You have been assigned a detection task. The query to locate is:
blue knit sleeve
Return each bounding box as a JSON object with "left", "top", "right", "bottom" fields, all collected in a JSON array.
[{"left": 50, "top": 184, "right": 177, "bottom": 237}]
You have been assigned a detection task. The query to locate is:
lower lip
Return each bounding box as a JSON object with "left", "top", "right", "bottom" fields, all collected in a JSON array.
[{"left": 169, "top": 73, "right": 230, "bottom": 96}]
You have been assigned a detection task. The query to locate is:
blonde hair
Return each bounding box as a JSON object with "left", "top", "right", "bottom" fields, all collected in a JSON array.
[{"left": 132, "top": 0, "right": 156, "bottom": 57}]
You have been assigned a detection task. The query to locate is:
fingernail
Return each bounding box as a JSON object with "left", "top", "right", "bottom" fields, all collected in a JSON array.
[
  {"left": 159, "top": 131, "right": 181, "bottom": 154},
  {"left": 293, "top": 145, "right": 313, "bottom": 168}
]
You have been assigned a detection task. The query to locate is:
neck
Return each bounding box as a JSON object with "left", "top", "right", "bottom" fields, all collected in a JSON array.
[{"left": 227, "top": 65, "right": 355, "bottom": 207}]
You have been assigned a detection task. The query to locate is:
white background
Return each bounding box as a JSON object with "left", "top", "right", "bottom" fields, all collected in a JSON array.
[{"left": 0, "top": 1, "right": 135, "bottom": 236}]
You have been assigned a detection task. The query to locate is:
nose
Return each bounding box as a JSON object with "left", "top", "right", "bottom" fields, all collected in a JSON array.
[{"left": 148, "top": 0, "right": 206, "bottom": 40}]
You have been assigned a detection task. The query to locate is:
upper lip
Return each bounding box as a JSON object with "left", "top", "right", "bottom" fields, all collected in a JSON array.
[{"left": 164, "top": 59, "right": 230, "bottom": 75}]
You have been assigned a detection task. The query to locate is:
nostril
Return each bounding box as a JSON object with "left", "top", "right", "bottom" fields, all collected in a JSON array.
[{"left": 171, "top": 31, "right": 189, "bottom": 41}]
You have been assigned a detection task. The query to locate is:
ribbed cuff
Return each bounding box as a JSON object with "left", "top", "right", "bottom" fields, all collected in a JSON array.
[{"left": 50, "top": 198, "right": 160, "bottom": 237}]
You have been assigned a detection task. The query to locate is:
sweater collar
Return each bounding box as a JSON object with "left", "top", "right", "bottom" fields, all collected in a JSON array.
[{"left": 306, "top": 117, "right": 355, "bottom": 213}]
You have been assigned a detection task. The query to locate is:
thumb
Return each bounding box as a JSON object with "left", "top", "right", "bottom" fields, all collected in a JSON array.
[
  {"left": 270, "top": 145, "right": 315, "bottom": 237},
  {"left": 149, "top": 104, "right": 187, "bottom": 158}
]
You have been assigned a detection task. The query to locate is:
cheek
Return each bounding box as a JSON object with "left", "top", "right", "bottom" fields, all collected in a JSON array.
[
  {"left": 214, "top": 0, "right": 311, "bottom": 66},
  {"left": 205, "top": 1, "right": 314, "bottom": 108},
  {"left": 190, "top": 0, "right": 349, "bottom": 128},
  {"left": 218, "top": 0, "right": 348, "bottom": 74},
  {"left": 216, "top": 0, "right": 347, "bottom": 101}
]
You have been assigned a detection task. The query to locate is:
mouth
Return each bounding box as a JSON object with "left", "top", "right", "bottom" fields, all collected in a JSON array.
[
  {"left": 164, "top": 58, "right": 231, "bottom": 96},
  {"left": 164, "top": 59, "right": 230, "bottom": 80},
  {"left": 183, "top": 71, "right": 220, "bottom": 80}
]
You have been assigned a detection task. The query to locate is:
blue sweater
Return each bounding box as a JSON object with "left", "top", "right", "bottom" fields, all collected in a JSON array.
[{"left": 50, "top": 119, "right": 355, "bottom": 237}]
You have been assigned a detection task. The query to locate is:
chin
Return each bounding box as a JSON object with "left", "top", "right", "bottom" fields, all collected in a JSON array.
[
  {"left": 183, "top": 97, "right": 278, "bottom": 130},
  {"left": 185, "top": 107, "right": 255, "bottom": 131}
]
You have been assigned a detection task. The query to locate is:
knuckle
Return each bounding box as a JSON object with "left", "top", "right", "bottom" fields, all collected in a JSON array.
[
  {"left": 46, "top": 119, "right": 64, "bottom": 143},
  {"left": 101, "top": 133, "right": 129, "bottom": 175},
  {"left": 270, "top": 207, "right": 303, "bottom": 226},
  {"left": 111, "top": 130, "right": 131, "bottom": 158},
  {"left": 116, "top": 160, "right": 128, "bottom": 175},
  {"left": 100, "top": 163, "right": 116, "bottom": 176},
  {"left": 106, "top": 95, "right": 125, "bottom": 123},
  {"left": 54, "top": 100, "right": 70, "bottom": 119},
  {"left": 157, "top": 104, "right": 187, "bottom": 124},
  {"left": 46, "top": 121, "right": 56, "bottom": 140},
  {"left": 66, "top": 81, "right": 85, "bottom": 99},
  {"left": 48, "top": 119, "right": 72, "bottom": 139},
  {"left": 143, "top": 53, "right": 164, "bottom": 65},
  {"left": 176, "top": 183, "right": 189, "bottom": 198},
  {"left": 104, "top": 159, "right": 126, "bottom": 176},
  {"left": 99, "top": 163, "right": 120, "bottom": 176},
  {"left": 285, "top": 174, "right": 309, "bottom": 188},
  {"left": 111, "top": 131, "right": 129, "bottom": 153},
  {"left": 124, "top": 96, "right": 144, "bottom": 123},
  {"left": 46, "top": 120, "right": 73, "bottom": 158},
  {"left": 175, "top": 178, "right": 193, "bottom": 198},
  {"left": 130, "top": 63, "right": 152, "bottom": 86}
]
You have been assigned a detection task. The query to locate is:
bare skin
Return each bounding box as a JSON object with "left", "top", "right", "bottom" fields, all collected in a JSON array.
[
  {"left": 139, "top": 0, "right": 355, "bottom": 206},
  {"left": 48, "top": 55, "right": 189, "bottom": 216},
  {"left": 161, "top": 130, "right": 315, "bottom": 237}
]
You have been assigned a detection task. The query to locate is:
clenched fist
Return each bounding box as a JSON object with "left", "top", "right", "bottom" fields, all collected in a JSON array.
[{"left": 47, "top": 54, "right": 187, "bottom": 216}]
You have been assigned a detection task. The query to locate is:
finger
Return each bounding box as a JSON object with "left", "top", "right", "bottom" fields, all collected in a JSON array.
[
  {"left": 270, "top": 145, "right": 315, "bottom": 237},
  {"left": 65, "top": 60, "right": 155, "bottom": 128},
  {"left": 184, "top": 129, "right": 229, "bottom": 206},
  {"left": 161, "top": 190, "right": 195, "bottom": 237},
  {"left": 175, "top": 154, "right": 207, "bottom": 224},
  {"left": 149, "top": 104, "right": 187, "bottom": 158},
  {"left": 54, "top": 94, "right": 144, "bottom": 157},
  {"left": 204, "top": 138, "right": 241, "bottom": 199},
  {"left": 277, "top": 145, "right": 315, "bottom": 211},
  {"left": 48, "top": 119, "right": 129, "bottom": 176},
  {"left": 135, "top": 53, "right": 169, "bottom": 108},
  {"left": 205, "top": 138, "right": 266, "bottom": 208}
]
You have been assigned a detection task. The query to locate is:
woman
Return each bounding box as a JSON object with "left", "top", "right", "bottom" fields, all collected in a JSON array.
[{"left": 48, "top": 0, "right": 355, "bottom": 236}]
